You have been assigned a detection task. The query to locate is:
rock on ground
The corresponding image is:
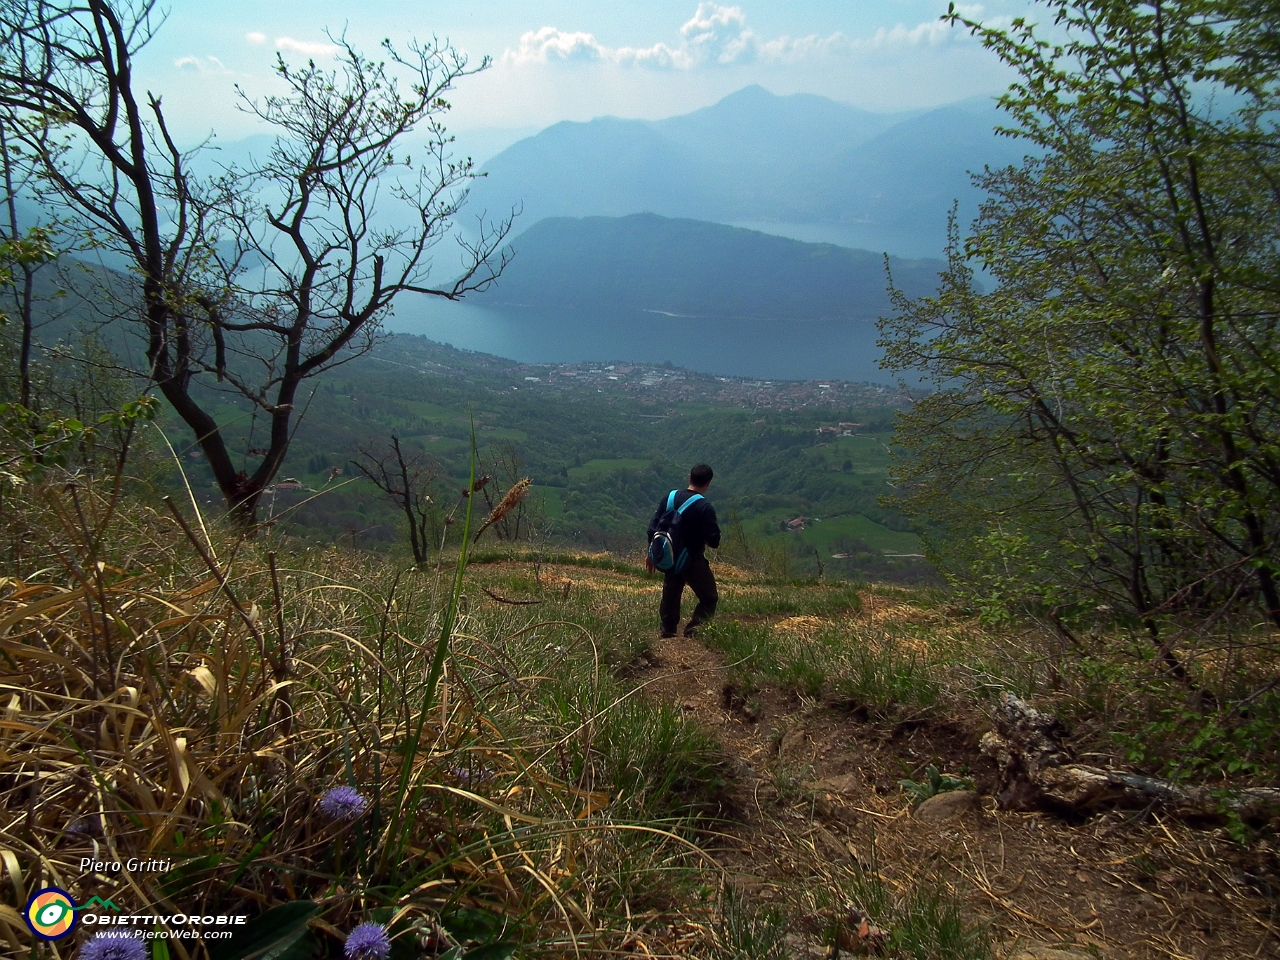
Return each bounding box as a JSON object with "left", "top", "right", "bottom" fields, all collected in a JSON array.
[{"left": 913, "top": 789, "right": 981, "bottom": 822}]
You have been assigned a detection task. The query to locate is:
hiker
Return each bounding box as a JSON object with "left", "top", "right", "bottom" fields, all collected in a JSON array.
[{"left": 646, "top": 463, "right": 721, "bottom": 638}]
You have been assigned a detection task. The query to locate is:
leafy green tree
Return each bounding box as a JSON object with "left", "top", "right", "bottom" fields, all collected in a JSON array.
[{"left": 881, "top": 0, "right": 1280, "bottom": 641}]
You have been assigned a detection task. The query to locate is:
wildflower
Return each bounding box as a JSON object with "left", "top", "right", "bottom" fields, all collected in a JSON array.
[
  {"left": 344, "top": 922, "right": 392, "bottom": 960},
  {"left": 318, "top": 785, "right": 370, "bottom": 820},
  {"left": 79, "top": 931, "right": 146, "bottom": 960}
]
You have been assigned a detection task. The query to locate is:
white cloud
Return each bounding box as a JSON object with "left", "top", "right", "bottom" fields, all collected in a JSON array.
[
  {"left": 679, "top": 3, "right": 756, "bottom": 65},
  {"left": 854, "top": 21, "right": 956, "bottom": 49},
  {"left": 505, "top": 26, "right": 608, "bottom": 64},
  {"left": 503, "top": 3, "right": 976, "bottom": 71},
  {"left": 245, "top": 31, "right": 267, "bottom": 45},
  {"left": 174, "top": 55, "right": 230, "bottom": 74},
  {"left": 613, "top": 42, "right": 691, "bottom": 69},
  {"left": 275, "top": 36, "right": 340, "bottom": 58}
]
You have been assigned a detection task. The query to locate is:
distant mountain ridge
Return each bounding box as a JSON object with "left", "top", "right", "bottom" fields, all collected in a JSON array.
[
  {"left": 649, "top": 84, "right": 900, "bottom": 174},
  {"left": 464, "top": 86, "right": 1027, "bottom": 258},
  {"left": 479, "top": 213, "right": 943, "bottom": 321}
]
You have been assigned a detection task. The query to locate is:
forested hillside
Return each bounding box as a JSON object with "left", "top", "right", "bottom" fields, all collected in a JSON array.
[
  {"left": 172, "top": 335, "right": 928, "bottom": 581},
  {"left": 480, "top": 214, "right": 943, "bottom": 320}
]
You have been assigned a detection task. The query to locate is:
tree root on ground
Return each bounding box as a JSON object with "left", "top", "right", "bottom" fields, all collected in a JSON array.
[{"left": 981, "top": 692, "right": 1280, "bottom": 821}]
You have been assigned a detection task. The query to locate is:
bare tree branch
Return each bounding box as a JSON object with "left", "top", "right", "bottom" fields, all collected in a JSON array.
[
  {"left": 351, "top": 435, "right": 439, "bottom": 564},
  {"left": 0, "top": 3, "right": 512, "bottom": 523}
]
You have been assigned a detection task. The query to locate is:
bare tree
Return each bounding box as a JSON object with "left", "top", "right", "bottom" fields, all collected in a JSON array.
[
  {"left": 479, "top": 442, "right": 534, "bottom": 542},
  {"left": 351, "top": 436, "right": 440, "bottom": 565},
  {"left": 0, "top": 122, "right": 52, "bottom": 410},
  {"left": 0, "top": 0, "right": 512, "bottom": 523}
]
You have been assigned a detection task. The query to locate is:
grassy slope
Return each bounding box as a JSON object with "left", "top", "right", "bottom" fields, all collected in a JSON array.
[
  {"left": 464, "top": 550, "right": 1280, "bottom": 960},
  {"left": 3, "top": 469, "right": 1276, "bottom": 960}
]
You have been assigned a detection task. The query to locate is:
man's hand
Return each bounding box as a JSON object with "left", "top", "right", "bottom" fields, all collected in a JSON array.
[{"left": 645, "top": 557, "right": 656, "bottom": 573}]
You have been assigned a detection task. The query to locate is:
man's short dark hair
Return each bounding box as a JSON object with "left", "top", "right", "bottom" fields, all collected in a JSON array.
[{"left": 690, "top": 464, "right": 713, "bottom": 487}]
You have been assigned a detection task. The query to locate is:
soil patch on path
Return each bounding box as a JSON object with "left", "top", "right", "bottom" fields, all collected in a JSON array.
[{"left": 632, "top": 604, "right": 1280, "bottom": 960}]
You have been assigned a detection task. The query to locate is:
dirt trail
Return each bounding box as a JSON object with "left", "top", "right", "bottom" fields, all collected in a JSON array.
[{"left": 632, "top": 605, "right": 1280, "bottom": 960}]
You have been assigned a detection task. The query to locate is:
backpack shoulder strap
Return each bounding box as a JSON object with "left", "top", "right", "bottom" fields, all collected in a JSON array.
[
  {"left": 676, "top": 493, "right": 703, "bottom": 514},
  {"left": 666, "top": 490, "right": 678, "bottom": 511}
]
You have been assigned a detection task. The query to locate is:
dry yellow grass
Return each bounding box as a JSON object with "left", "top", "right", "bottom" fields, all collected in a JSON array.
[
  {"left": 771, "top": 616, "right": 832, "bottom": 639},
  {"left": 0, "top": 484, "right": 716, "bottom": 959}
]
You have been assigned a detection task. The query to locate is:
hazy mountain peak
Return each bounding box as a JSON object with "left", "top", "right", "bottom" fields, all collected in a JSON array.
[
  {"left": 713, "top": 83, "right": 774, "bottom": 103},
  {"left": 466, "top": 85, "right": 1019, "bottom": 258}
]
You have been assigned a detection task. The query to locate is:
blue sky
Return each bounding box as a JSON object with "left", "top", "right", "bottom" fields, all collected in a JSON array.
[{"left": 141, "top": 1, "right": 1037, "bottom": 151}]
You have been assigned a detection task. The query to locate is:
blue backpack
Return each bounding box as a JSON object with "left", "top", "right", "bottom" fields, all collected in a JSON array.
[{"left": 648, "top": 490, "right": 703, "bottom": 573}]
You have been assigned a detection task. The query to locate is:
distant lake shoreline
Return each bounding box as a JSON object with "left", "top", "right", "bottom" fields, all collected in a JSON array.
[{"left": 385, "top": 297, "right": 897, "bottom": 384}]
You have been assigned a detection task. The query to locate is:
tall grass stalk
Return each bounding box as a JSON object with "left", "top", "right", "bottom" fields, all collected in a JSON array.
[{"left": 380, "top": 422, "right": 478, "bottom": 874}]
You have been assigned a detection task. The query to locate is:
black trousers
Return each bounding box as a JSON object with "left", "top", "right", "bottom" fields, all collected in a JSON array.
[{"left": 659, "top": 555, "right": 718, "bottom": 637}]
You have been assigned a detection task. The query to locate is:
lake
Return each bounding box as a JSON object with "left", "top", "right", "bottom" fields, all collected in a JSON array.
[{"left": 384, "top": 298, "right": 896, "bottom": 384}]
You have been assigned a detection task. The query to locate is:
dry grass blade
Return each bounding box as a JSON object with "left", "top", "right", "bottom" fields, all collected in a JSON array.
[{"left": 0, "top": 480, "right": 715, "bottom": 959}]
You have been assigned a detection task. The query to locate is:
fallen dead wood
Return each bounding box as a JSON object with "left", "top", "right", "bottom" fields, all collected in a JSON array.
[
  {"left": 482, "top": 587, "right": 542, "bottom": 606},
  {"left": 980, "top": 692, "right": 1280, "bottom": 821}
]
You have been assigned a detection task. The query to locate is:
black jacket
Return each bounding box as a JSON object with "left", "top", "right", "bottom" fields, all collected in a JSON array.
[{"left": 648, "top": 489, "right": 721, "bottom": 560}]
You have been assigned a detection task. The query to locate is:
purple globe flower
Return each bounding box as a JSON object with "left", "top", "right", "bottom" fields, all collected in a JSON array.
[
  {"left": 344, "top": 922, "right": 392, "bottom": 960},
  {"left": 318, "top": 785, "right": 370, "bottom": 821},
  {"left": 79, "top": 931, "right": 146, "bottom": 960}
]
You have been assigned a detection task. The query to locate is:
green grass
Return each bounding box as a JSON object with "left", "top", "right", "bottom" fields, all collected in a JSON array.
[
  {"left": 833, "top": 636, "right": 944, "bottom": 715},
  {"left": 686, "top": 584, "right": 952, "bottom": 714},
  {"left": 713, "top": 886, "right": 790, "bottom": 960},
  {"left": 398, "top": 398, "right": 458, "bottom": 419},
  {"left": 844, "top": 858, "right": 991, "bottom": 960},
  {"left": 797, "top": 514, "right": 920, "bottom": 554},
  {"left": 464, "top": 553, "right": 955, "bottom": 718},
  {"left": 717, "top": 579, "right": 863, "bottom": 616},
  {"left": 468, "top": 546, "right": 639, "bottom": 573},
  {"left": 531, "top": 484, "right": 565, "bottom": 518},
  {"left": 475, "top": 426, "right": 529, "bottom": 441},
  {"left": 421, "top": 436, "right": 469, "bottom": 451},
  {"left": 740, "top": 509, "right": 919, "bottom": 556}
]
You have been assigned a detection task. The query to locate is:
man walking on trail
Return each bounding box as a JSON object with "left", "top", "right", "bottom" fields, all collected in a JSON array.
[{"left": 647, "top": 463, "right": 721, "bottom": 638}]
